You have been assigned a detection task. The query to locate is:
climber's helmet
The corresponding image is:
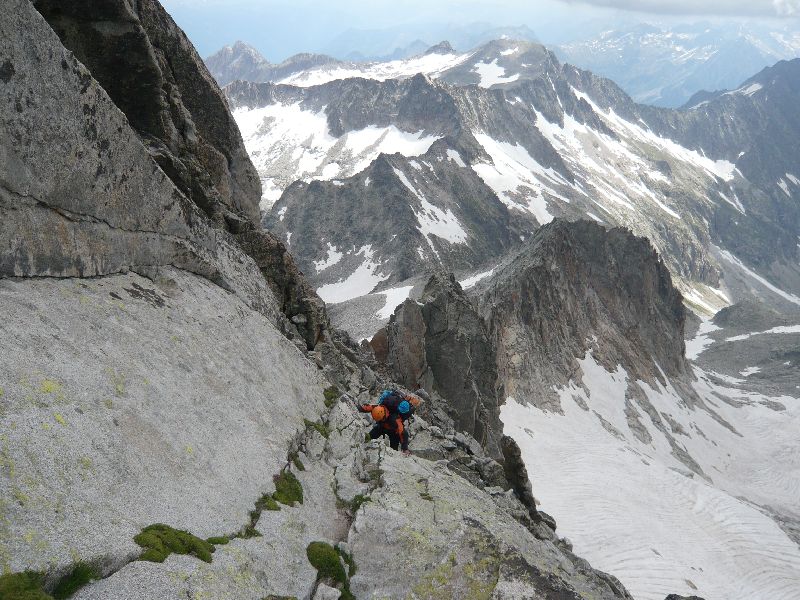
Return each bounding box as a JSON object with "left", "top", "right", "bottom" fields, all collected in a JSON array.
[{"left": 371, "top": 405, "right": 389, "bottom": 422}]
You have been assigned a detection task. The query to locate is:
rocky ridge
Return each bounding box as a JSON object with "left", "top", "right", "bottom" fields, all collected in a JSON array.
[{"left": 1, "top": 1, "right": 640, "bottom": 598}]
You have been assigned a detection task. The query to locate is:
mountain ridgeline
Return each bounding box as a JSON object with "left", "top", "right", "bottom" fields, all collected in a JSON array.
[{"left": 223, "top": 40, "right": 800, "bottom": 317}]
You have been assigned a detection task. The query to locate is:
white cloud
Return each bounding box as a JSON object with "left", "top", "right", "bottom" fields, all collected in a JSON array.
[
  {"left": 564, "top": 0, "right": 800, "bottom": 17},
  {"left": 774, "top": 0, "right": 800, "bottom": 16}
]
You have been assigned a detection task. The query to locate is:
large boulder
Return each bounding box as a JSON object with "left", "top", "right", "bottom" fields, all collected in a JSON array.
[{"left": 0, "top": 268, "right": 328, "bottom": 580}]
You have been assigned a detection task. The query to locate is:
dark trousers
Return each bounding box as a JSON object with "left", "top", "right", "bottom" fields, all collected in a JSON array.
[{"left": 369, "top": 425, "right": 401, "bottom": 450}]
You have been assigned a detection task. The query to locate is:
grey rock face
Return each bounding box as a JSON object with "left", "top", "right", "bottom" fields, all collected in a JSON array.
[
  {"left": 1, "top": 0, "right": 279, "bottom": 322},
  {"left": 383, "top": 273, "right": 504, "bottom": 457},
  {"left": 348, "top": 446, "right": 632, "bottom": 600},
  {"left": 0, "top": 269, "right": 328, "bottom": 578},
  {"left": 33, "top": 0, "right": 261, "bottom": 226},
  {"left": 501, "top": 435, "right": 541, "bottom": 523},
  {"left": 712, "top": 299, "right": 790, "bottom": 332},
  {"left": 480, "top": 220, "right": 688, "bottom": 411},
  {"left": 236, "top": 229, "right": 329, "bottom": 349}
]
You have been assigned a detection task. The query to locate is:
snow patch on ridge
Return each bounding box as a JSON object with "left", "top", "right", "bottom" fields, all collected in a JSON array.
[
  {"left": 717, "top": 248, "right": 800, "bottom": 306},
  {"left": 569, "top": 86, "right": 737, "bottom": 183},
  {"left": 446, "top": 149, "right": 466, "bottom": 167},
  {"left": 375, "top": 285, "right": 415, "bottom": 319},
  {"left": 277, "top": 52, "right": 474, "bottom": 87},
  {"left": 393, "top": 168, "right": 468, "bottom": 247},
  {"left": 316, "top": 245, "right": 388, "bottom": 304},
  {"left": 686, "top": 318, "right": 721, "bottom": 359},
  {"left": 313, "top": 244, "right": 344, "bottom": 273},
  {"left": 472, "top": 59, "right": 521, "bottom": 87},
  {"left": 726, "top": 324, "right": 800, "bottom": 342},
  {"left": 471, "top": 132, "right": 564, "bottom": 225},
  {"left": 459, "top": 268, "right": 496, "bottom": 290}
]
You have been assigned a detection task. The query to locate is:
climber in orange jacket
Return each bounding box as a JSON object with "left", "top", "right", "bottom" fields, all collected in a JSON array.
[{"left": 357, "top": 402, "right": 411, "bottom": 455}]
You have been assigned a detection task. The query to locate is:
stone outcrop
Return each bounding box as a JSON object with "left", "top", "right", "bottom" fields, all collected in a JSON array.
[
  {"left": 382, "top": 272, "right": 505, "bottom": 457},
  {"left": 32, "top": 0, "right": 261, "bottom": 227},
  {"left": 2, "top": 0, "right": 332, "bottom": 351},
  {"left": 236, "top": 229, "right": 329, "bottom": 349},
  {"left": 481, "top": 219, "right": 689, "bottom": 411}
]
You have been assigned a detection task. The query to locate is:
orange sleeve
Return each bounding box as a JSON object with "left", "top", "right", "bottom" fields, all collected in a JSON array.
[{"left": 395, "top": 418, "right": 404, "bottom": 436}]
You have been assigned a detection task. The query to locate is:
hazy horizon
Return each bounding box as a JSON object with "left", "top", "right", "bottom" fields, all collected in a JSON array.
[{"left": 162, "top": 0, "right": 800, "bottom": 62}]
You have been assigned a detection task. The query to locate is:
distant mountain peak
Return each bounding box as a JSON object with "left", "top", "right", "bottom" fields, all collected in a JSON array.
[{"left": 426, "top": 40, "right": 455, "bottom": 55}]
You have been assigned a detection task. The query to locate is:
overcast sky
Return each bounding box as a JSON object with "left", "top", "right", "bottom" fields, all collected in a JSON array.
[{"left": 162, "top": 0, "right": 800, "bottom": 60}]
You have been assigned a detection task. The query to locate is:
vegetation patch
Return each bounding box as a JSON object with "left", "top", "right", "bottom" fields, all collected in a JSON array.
[
  {"left": 306, "top": 542, "right": 357, "bottom": 600},
  {"left": 288, "top": 449, "right": 305, "bottom": 472},
  {"left": 339, "top": 547, "right": 357, "bottom": 578},
  {"left": 134, "top": 524, "right": 215, "bottom": 563},
  {"left": 303, "top": 419, "right": 330, "bottom": 439},
  {"left": 273, "top": 471, "right": 303, "bottom": 506},
  {"left": 238, "top": 523, "right": 262, "bottom": 539},
  {"left": 257, "top": 494, "right": 281, "bottom": 512},
  {"left": 52, "top": 563, "right": 98, "bottom": 599},
  {"left": 0, "top": 571, "right": 51, "bottom": 600},
  {"left": 349, "top": 494, "right": 371, "bottom": 514},
  {"left": 39, "top": 380, "right": 62, "bottom": 395},
  {"left": 206, "top": 536, "right": 230, "bottom": 545},
  {"left": 322, "top": 386, "right": 340, "bottom": 408}
]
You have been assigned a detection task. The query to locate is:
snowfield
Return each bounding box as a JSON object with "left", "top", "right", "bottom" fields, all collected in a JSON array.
[
  {"left": 234, "top": 103, "right": 441, "bottom": 209},
  {"left": 472, "top": 59, "right": 521, "bottom": 87},
  {"left": 502, "top": 352, "right": 800, "bottom": 600}
]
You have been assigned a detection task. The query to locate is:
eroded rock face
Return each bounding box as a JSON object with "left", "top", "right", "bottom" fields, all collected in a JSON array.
[
  {"left": 1, "top": 1, "right": 262, "bottom": 301},
  {"left": 32, "top": 0, "right": 261, "bottom": 226},
  {"left": 236, "top": 229, "right": 329, "bottom": 350},
  {"left": 481, "top": 219, "right": 688, "bottom": 411},
  {"left": 385, "top": 272, "right": 504, "bottom": 457}
]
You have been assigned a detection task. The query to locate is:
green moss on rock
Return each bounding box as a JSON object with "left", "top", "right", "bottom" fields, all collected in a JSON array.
[
  {"left": 0, "top": 571, "right": 52, "bottom": 600},
  {"left": 256, "top": 494, "right": 281, "bottom": 512},
  {"left": 306, "top": 542, "right": 346, "bottom": 584},
  {"left": 339, "top": 547, "right": 357, "bottom": 578},
  {"left": 206, "top": 536, "right": 230, "bottom": 545},
  {"left": 322, "top": 386, "right": 340, "bottom": 408},
  {"left": 273, "top": 471, "right": 303, "bottom": 506},
  {"left": 134, "top": 524, "right": 215, "bottom": 563},
  {"left": 52, "top": 563, "right": 97, "bottom": 599},
  {"left": 306, "top": 541, "right": 357, "bottom": 600},
  {"left": 304, "top": 419, "right": 330, "bottom": 439}
]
